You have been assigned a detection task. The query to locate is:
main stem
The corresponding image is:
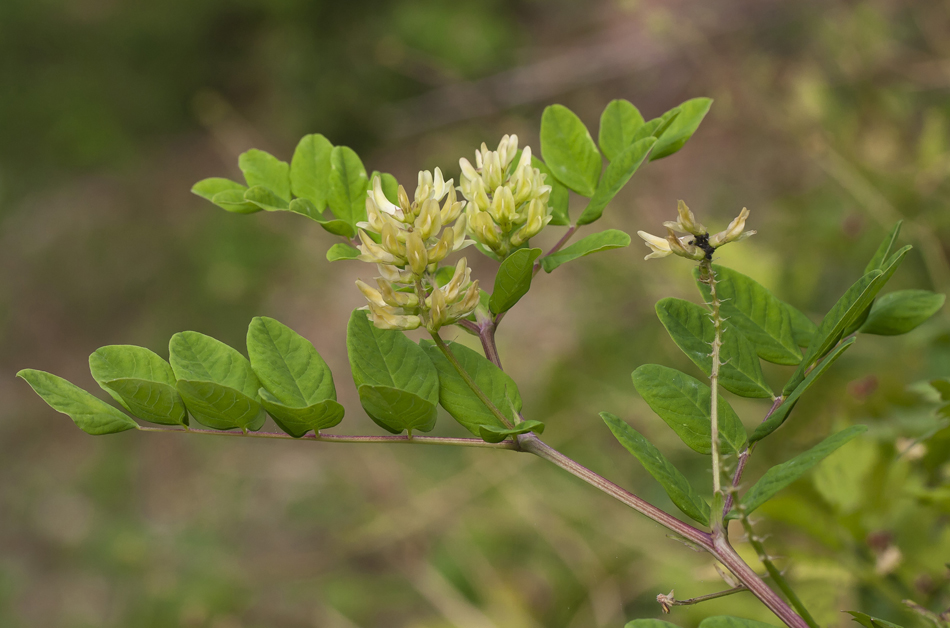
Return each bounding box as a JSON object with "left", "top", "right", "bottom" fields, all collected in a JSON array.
[
  {"left": 701, "top": 260, "right": 724, "bottom": 503},
  {"left": 476, "top": 293, "right": 808, "bottom": 628}
]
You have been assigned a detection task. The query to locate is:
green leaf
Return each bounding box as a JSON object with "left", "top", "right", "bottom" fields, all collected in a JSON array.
[
  {"left": 751, "top": 338, "right": 855, "bottom": 443},
  {"left": 420, "top": 340, "right": 521, "bottom": 435},
  {"left": 631, "top": 365, "right": 747, "bottom": 455},
  {"left": 784, "top": 302, "right": 818, "bottom": 347},
  {"left": 346, "top": 310, "right": 440, "bottom": 434},
  {"left": 238, "top": 149, "right": 291, "bottom": 202},
  {"left": 860, "top": 290, "right": 945, "bottom": 336},
  {"left": 479, "top": 420, "right": 544, "bottom": 444},
  {"left": 738, "top": 425, "right": 867, "bottom": 515},
  {"left": 603, "top": 412, "right": 710, "bottom": 525},
  {"left": 176, "top": 380, "right": 266, "bottom": 432},
  {"left": 192, "top": 178, "right": 245, "bottom": 202},
  {"left": 864, "top": 221, "right": 902, "bottom": 274},
  {"left": 327, "top": 146, "right": 369, "bottom": 228},
  {"left": 540, "top": 104, "right": 603, "bottom": 197},
  {"left": 845, "top": 611, "right": 905, "bottom": 628},
  {"left": 651, "top": 97, "right": 713, "bottom": 160},
  {"left": 358, "top": 385, "right": 438, "bottom": 434},
  {"left": 169, "top": 331, "right": 265, "bottom": 431},
  {"left": 489, "top": 248, "right": 543, "bottom": 315},
  {"left": 598, "top": 99, "right": 645, "bottom": 162},
  {"left": 655, "top": 298, "right": 772, "bottom": 399},
  {"left": 327, "top": 243, "right": 361, "bottom": 262},
  {"left": 290, "top": 133, "right": 333, "bottom": 211},
  {"left": 695, "top": 265, "right": 801, "bottom": 365},
  {"left": 17, "top": 369, "right": 138, "bottom": 435},
  {"left": 208, "top": 189, "right": 261, "bottom": 214},
  {"left": 577, "top": 137, "right": 656, "bottom": 225},
  {"left": 89, "top": 345, "right": 187, "bottom": 426},
  {"left": 530, "top": 156, "right": 570, "bottom": 226},
  {"left": 625, "top": 620, "right": 683, "bottom": 628},
  {"left": 698, "top": 617, "right": 780, "bottom": 628},
  {"left": 286, "top": 198, "right": 355, "bottom": 236},
  {"left": 244, "top": 185, "right": 290, "bottom": 212},
  {"left": 540, "top": 229, "right": 631, "bottom": 272},
  {"left": 247, "top": 316, "right": 337, "bottom": 407},
  {"left": 259, "top": 390, "right": 344, "bottom": 438}
]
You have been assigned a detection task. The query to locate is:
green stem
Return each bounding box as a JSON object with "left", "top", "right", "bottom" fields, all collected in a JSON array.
[
  {"left": 739, "top": 512, "right": 821, "bottom": 628},
  {"left": 700, "top": 260, "right": 725, "bottom": 513},
  {"left": 657, "top": 584, "right": 749, "bottom": 612},
  {"left": 136, "top": 425, "right": 518, "bottom": 449},
  {"left": 429, "top": 331, "right": 514, "bottom": 430}
]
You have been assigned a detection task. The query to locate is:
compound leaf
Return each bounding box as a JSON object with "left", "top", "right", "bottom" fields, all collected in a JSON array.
[{"left": 577, "top": 137, "right": 656, "bottom": 225}]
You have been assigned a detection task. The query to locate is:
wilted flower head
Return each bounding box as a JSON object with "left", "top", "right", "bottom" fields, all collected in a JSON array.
[
  {"left": 459, "top": 135, "right": 553, "bottom": 258},
  {"left": 354, "top": 170, "right": 478, "bottom": 332},
  {"left": 638, "top": 201, "right": 755, "bottom": 261}
]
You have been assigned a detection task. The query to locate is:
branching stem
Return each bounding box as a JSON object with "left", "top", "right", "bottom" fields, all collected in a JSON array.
[{"left": 136, "top": 425, "right": 518, "bottom": 449}]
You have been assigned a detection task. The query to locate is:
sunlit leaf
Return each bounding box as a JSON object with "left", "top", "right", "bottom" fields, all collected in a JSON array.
[
  {"left": 89, "top": 345, "right": 187, "bottom": 426},
  {"left": 17, "top": 369, "right": 138, "bottom": 435},
  {"left": 651, "top": 97, "right": 712, "bottom": 160},
  {"left": 540, "top": 229, "right": 630, "bottom": 272},
  {"left": 540, "top": 104, "right": 602, "bottom": 197},
  {"left": 290, "top": 133, "right": 333, "bottom": 211},
  {"left": 598, "top": 99, "right": 645, "bottom": 162},
  {"left": 327, "top": 146, "right": 369, "bottom": 228},
  {"left": 239, "top": 149, "right": 291, "bottom": 201},
  {"left": 577, "top": 137, "right": 656, "bottom": 225}
]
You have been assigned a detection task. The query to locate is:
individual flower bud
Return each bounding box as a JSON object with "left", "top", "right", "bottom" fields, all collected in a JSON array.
[
  {"left": 510, "top": 198, "right": 548, "bottom": 246},
  {"left": 459, "top": 157, "right": 479, "bottom": 183},
  {"left": 381, "top": 222, "right": 405, "bottom": 259},
  {"left": 357, "top": 229, "right": 397, "bottom": 264},
  {"left": 377, "top": 263, "right": 414, "bottom": 283},
  {"left": 397, "top": 185, "right": 411, "bottom": 215},
  {"left": 415, "top": 198, "right": 442, "bottom": 240},
  {"left": 442, "top": 258, "right": 471, "bottom": 301},
  {"left": 709, "top": 207, "right": 755, "bottom": 247},
  {"left": 636, "top": 230, "right": 673, "bottom": 260},
  {"left": 666, "top": 227, "right": 705, "bottom": 260},
  {"left": 426, "top": 227, "right": 455, "bottom": 264},
  {"left": 451, "top": 281, "right": 481, "bottom": 317},
  {"left": 467, "top": 209, "right": 502, "bottom": 250},
  {"left": 426, "top": 285, "right": 448, "bottom": 332},
  {"left": 365, "top": 302, "right": 421, "bottom": 331},
  {"left": 663, "top": 200, "right": 707, "bottom": 236},
  {"left": 355, "top": 279, "right": 388, "bottom": 308},
  {"left": 376, "top": 277, "right": 418, "bottom": 307},
  {"left": 488, "top": 185, "right": 517, "bottom": 227},
  {"left": 451, "top": 213, "right": 470, "bottom": 251},
  {"left": 406, "top": 231, "right": 428, "bottom": 276},
  {"left": 440, "top": 185, "right": 463, "bottom": 224}
]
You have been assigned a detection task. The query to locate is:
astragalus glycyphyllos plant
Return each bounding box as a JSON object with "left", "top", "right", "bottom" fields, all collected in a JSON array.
[{"left": 17, "top": 97, "right": 947, "bottom": 628}]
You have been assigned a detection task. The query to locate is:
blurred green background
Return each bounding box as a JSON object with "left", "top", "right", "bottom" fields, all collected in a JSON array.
[{"left": 2, "top": 0, "right": 950, "bottom": 626}]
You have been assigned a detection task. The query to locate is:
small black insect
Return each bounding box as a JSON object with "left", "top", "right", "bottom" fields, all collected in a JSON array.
[{"left": 690, "top": 233, "right": 716, "bottom": 260}]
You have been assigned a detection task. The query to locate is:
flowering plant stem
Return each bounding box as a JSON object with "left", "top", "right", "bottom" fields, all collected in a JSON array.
[
  {"left": 471, "top": 302, "right": 810, "bottom": 628},
  {"left": 700, "top": 259, "right": 725, "bottom": 506}
]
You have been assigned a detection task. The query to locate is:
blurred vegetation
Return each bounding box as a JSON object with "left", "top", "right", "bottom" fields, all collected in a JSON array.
[{"left": 2, "top": 0, "right": 949, "bottom": 627}]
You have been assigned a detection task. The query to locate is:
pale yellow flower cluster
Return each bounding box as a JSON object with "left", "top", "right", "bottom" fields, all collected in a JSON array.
[
  {"left": 459, "top": 135, "right": 553, "bottom": 258},
  {"left": 355, "top": 170, "right": 479, "bottom": 332},
  {"left": 637, "top": 201, "right": 755, "bottom": 261}
]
